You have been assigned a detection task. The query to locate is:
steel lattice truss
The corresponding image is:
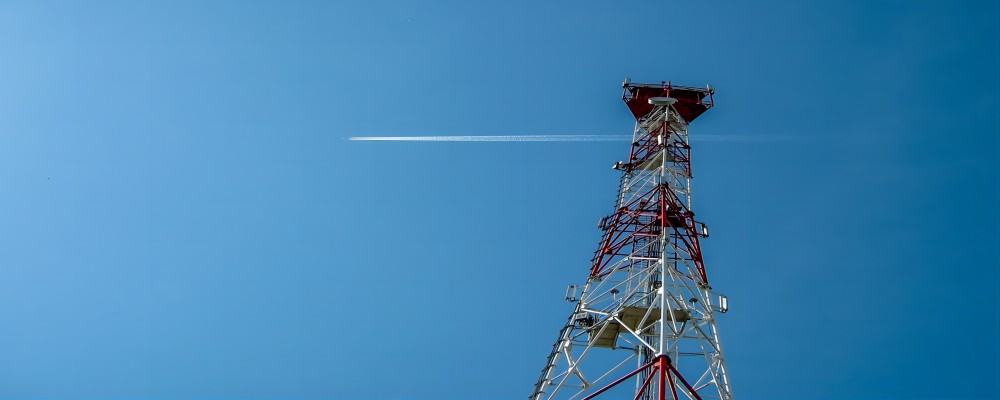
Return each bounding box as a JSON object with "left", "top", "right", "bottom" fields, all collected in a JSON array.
[{"left": 531, "top": 81, "right": 733, "bottom": 400}]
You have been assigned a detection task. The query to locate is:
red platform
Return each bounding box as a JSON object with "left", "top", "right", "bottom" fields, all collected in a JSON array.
[{"left": 622, "top": 80, "right": 714, "bottom": 122}]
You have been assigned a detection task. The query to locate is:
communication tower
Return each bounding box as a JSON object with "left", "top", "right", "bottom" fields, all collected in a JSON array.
[{"left": 531, "top": 80, "right": 733, "bottom": 400}]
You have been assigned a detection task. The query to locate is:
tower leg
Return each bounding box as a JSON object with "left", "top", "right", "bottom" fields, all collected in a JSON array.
[
  {"left": 579, "top": 355, "right": 703, "bottom": 400},
  {"left": 658, "top": 357, "right": 667, "bottom": 400}
]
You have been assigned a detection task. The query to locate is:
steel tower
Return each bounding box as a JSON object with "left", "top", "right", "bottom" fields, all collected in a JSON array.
[{"left": 531, "top": 80, "right": 733, "bottom": 400}]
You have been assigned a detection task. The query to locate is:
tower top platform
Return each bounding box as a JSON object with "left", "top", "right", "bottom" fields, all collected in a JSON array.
[{"left": 622, "top": 79, "right": 714, "bottom": 122}]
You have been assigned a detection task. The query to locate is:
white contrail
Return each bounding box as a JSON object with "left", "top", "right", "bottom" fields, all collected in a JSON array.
[
  {"left": 348, "top": 134, "right": 791, "bottom": 142},
  {"left": 691, "top": 134, "right": 795, "bottom": 142},
  {"left": 348, "top": 135, "right": 627, "bottom": 142}
]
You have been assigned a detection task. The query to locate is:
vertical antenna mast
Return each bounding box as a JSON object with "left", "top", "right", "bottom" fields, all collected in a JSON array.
[{"left": 531, "top": 79, "right": 733, "bottom": 400}]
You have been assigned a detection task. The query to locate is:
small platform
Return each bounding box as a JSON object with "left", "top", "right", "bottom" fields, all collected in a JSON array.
[{"left": 590, "top": 307, "right": 692, "bottom": 348}]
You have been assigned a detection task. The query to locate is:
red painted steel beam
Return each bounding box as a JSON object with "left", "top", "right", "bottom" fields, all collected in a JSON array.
[{"left": 582, "top": 358, "right": 659, "bottom": 400}]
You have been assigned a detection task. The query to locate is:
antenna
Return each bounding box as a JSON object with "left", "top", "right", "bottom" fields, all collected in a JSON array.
[{"left": 529, "top": 80, "right": 734, "bottom": 400}]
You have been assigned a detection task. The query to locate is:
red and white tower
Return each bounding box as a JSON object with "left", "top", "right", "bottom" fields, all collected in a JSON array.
[{"left": 531, "top": 80, "right": 733, "bottom": 400}]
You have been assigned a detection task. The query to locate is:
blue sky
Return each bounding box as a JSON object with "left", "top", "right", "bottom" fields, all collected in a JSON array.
[{"left": 0, "top": 1, "right": 997, "bottom": 399}]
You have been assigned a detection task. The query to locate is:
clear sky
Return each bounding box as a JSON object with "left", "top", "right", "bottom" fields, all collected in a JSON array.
[{"left": 0, "top": 1, "right": 997, "bottom": 399}]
